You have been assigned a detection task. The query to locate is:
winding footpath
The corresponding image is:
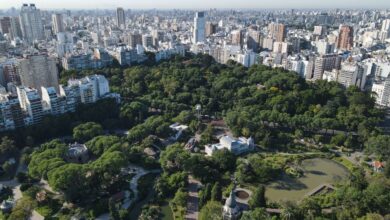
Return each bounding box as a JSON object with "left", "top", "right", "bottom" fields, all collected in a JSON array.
[
  {"left": 96, "top": 165, "right": 160, "bottom": 220},
  {"left": 0, "top": 163, "right": 44, "bottom": 220}
]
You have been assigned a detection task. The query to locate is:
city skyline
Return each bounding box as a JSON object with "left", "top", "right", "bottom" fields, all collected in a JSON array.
[{"left": 1, "top": 0, "right": 390, "bottom": 9}]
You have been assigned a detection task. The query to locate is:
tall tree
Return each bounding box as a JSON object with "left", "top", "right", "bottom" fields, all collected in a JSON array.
[
  {"left": 211, "top": 182, "right": 222, "bottom": 201},
  {"left": 248, "top": 185, "right": 266, "bottom": 209}
]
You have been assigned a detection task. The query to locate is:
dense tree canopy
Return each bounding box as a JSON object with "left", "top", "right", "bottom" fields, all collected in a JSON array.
[{"left": 73, "top": 122, "right": 103, "bottom": 142}]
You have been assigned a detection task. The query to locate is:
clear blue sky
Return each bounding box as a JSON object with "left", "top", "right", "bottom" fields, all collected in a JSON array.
[{"left": 0, "top": 0, "right": 389, "bottom": 9}]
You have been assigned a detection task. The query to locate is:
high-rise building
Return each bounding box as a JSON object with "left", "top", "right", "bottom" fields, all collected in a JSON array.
[
  {"left": 56, "top": 32, "right": 73, "bottom": 57},
  {"left": 142, "top": 34, "right": 153, "bottom": 48},
  {"left": 59, "top": 84, "right": 80, "bottom": 112},
  {"left": 273, "top": 42, "right": 289, "bottom": 54},
  {"left": 67, "top": 75, "right": 109, "bottom": 104},
  {"left": 0, "top": 59, "right": 21, "bottom": 85},
  {"left": 262, "top": 37, "right": 274, "bottom": 51},
  {"left": 313, "top": 26, "right": 327, "bottom": 36},
  {"left": 313, "top": 54, "right": 342, "bottom": 80},
  {"left": 381, "top": 19, "right": 390, "bottom": 33},
  {"left": 17, "top": 86, "right": 44, "bottom": 125},
  {"left": 380, "top": 19, "right": 390, "bottom": 40},
  {"left": 41, "top": 86, "right": 64, "bottom": 115},
  {"left": 337, "top": 25, "right": 354, "bottom": 51},
  {"left": 51, "top": 13, "right": 65, "bottom": 34},
  {"left": 316, "top": 40, "right": 335, "bottom": 55},
  {"left": 231, "top": 30, "right": 243, "bottom": 46},
  {"left": 125, "top": 32, "right": 142, "bottom": 48},
  {"left": 337, "top": 62, "right": 366, "bottom": 89},
  {"left": 268, "top": 22, "right": 287, "bottom": 42},
  {"left": 10, "top": 17, "right": 22, "bottom": 40},
  {"left": 193, "top": 11, "right": 206, "bottom": 43},
  {"left": 247, "top": 30, "right": 262, "bottom": 52},
  {"left": 116, "top": 7, "right": 126, "bottom": 28},
  {"left": 19, "top": 4, "right": 44, "bottom": 43},
  {"left": 0, "top": 94, "right": 24, "bottom": 131},
  {"left": 0, "top": 17, "right": 11, "bottom": 34},
  {"left": 17, "top": 54, "right": 59, "bottom": 95},
  {"left": 151, "top": 29, "right": 164, "bottom": 47},
  {"left": 205, "top": 22, "right": 217, "bottom": 37}
]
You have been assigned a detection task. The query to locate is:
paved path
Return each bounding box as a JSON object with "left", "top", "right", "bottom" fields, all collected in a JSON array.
[
  {"left": 185, "top": 176, "right": 201, "bottom": 220},
  {"left": 0, "top": 162, "right": 44, "bottom": 220},
  {"left": 96, "top": 165, "right": 160, "bottom": 220}
]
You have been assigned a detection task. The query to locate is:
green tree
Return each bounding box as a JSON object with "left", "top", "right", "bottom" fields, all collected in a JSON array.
[
  {"left": 109, "top": 198, "right": 120, "bottom": 220},
  {"left": 211, "top": 182, "right": 222, "bottom": 201},
  {"left": 240, "top": 208, "right": 270, "bottom": 220},
  {"left": 159, "top": 144, "right": 190, "bottom": 173},
  {"left": 86, "top": 135, "right": 121, "bottom": 157},
  {"left": 7, "top": 196, "right": 37, "bottom": 220},
  {"left": 211, "top": 149, "right": 236, "bottom": 172},
  {"left": 248, "top": 185, "right": 266, "bottom": 209},
  {"left": 0, "top": 137, "right": 16, "bottom": 162},
  {"left": 73, "top": 122, "right": 103, "bottom": 142},
  {"left": 171, "top": 188, "right": 188, "bottom": 207},
  {"left": 365, "top": 135, "right": 390, "bottom": 160},
  {"left": 199, "top": 201, "right": 222, "bottom": 220},
  {"left": 47, "top": 164, "right": 87, "bottom": 202}
]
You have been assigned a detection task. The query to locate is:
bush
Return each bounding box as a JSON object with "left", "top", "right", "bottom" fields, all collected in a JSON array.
[
  {"left": 20, "top": 183, "right": 33, "bottom": 192},
  {"left": 16, "top": 172, "right": 28, "bottom": 183},
  {"left": 36, "top": 205, "right": 54, "bottom": 217}
]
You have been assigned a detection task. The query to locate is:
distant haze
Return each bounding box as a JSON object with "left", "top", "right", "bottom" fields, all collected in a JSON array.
[{"left": 0, "top": 0, "right": 389, "bottom": 9}]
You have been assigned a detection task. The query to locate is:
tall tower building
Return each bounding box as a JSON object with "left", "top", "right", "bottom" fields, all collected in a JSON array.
[
  {"left": 268, "top": 22, "right": 287, "bottom": 42},
  {"left": 0, "top": 17, "right": 11, "bottom": 34},
  {"left": 116, "top": 7, "right": 126, "bottom": 28},
  {"left": 19, "top": 4, "right": 44, "bottom": 43},
  {"left": 51, "top": 13, "right": 65, "bottom": 34},
  {"left": 381, "top": 19, "right": 390, "bottom": 33},
  {"left": 10, "top": 17, "right": 23, "bottom": 40},
  {"left": 381, "top": 19, "right": 390, "bottom": 40},
  {"left": 193, "top": 11, "right": 206, "bottom": 43},
  {"left": 337, "top": 25, "right": 353, "bottom": 51},
  {"left": 17, "top": 54, "right": 59, "bottom": 95}
]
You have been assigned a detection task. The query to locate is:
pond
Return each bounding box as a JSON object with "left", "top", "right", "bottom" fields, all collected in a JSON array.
[{"left": 265, "top": 158, "right": 349, "bottom": 202}]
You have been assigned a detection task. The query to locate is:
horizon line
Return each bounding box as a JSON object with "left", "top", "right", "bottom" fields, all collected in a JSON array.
[{"left": 1, "top": 6, "right": 390, "bottom": 10}]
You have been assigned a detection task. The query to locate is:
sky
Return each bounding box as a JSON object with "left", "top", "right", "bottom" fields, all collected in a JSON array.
[{"left": 0, "top": 0, "right": 389, "bottom": 10}]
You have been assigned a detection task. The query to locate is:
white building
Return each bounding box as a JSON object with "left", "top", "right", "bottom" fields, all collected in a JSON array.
[
  {"left": 337, "top": 62, "right": 366, "bottom": 89},
  {"left": 56, "top": 32, "right": 73, "bottom": 57},
  {"left": 273, "top": 42, "right": 289, "bottom": 54},
  {"left": 41, "top": 86, "right": 64, "bottom": 115},
  {"left": 67, "top": 74, "right": 110, "bottom": 104},
  {"left": 205, "top": 135, "right": 254, "bottom": 156},
  {"left": 17, "top": 86, "right": 43, "bottom": 125}
]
